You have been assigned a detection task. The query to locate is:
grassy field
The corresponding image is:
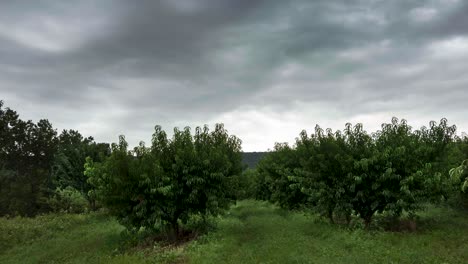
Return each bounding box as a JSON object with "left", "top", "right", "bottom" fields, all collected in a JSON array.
[{"left": 1, "top": 200, "right": 467, "bottom": 264}]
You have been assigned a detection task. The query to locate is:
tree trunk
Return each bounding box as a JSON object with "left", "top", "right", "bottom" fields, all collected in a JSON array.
[
  {"left": 170, "top": 221, "right": 180, "bottom": 241},
  {"left": 327, "top": 209, "right": 334, "bottom": 224},
  {"left": 364, "top": 216, "right": 372, "bottom": 229},
  {"left": 345, "top": 213, "right": 351, "bottom": 226},
  {"left": 89, "top": 199, "right": 96, "bottom": 211}
]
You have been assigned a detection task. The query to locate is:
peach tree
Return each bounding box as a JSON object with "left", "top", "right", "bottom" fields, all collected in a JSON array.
[
  {"left": 450, "top": 160, "right": 468, "bottom": 192},
  {"left": 85, "top": 124, "right": 242, "bottom": 238},
  {"left": 258, "top": 118, "right": 456, "bottom": 227}
]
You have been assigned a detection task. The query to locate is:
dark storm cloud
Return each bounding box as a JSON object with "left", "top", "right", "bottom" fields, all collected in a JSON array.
[
  {"left": 1, "top": 0, "right": 467, "bottom": 150},
  {"left": 1, "top": 0, "right": 267, "bottom": 108}
]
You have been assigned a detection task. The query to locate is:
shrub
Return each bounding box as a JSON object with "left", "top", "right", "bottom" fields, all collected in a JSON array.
[{"left": 47, "top": 187, "right": 89, "bottom": 214}]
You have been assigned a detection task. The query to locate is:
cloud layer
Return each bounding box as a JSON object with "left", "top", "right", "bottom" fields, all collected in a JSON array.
[{"left": 1, "top": 0, "right": 467, "bottom": 151}]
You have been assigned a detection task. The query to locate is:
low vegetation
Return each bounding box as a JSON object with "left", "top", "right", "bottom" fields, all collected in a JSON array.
[{"left": 1, "top": 200, "right": 467, "bottom": 264}]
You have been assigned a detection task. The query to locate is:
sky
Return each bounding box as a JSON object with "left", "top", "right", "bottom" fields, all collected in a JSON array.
[{"left": 1, "top": 0, "right": 467, "bottom": 151}]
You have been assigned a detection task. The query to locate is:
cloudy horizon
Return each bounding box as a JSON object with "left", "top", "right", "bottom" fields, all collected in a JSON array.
[{"left": 1, "top": 0, "right": 467, "bottom": 151}]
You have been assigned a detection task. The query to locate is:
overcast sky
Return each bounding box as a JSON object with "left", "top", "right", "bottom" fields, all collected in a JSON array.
[{"left": 1, "top": 0, "right": 467, "bottom": 151}]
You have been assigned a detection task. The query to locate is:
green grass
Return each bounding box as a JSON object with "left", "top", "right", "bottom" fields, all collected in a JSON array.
[
  {"left": 1, "top": 201, "right": 467, "bottom": 263},
  {"left": 0, "top": 213, "right": 126, "bottom": 263},
  {"left": 187, "top": 201, "right": 468, "bottom": 263},
  {"left": 0, "top": 212, "right": 186, "bottom": 264}
]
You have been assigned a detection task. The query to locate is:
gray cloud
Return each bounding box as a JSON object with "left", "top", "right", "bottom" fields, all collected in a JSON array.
[{"left": 1, "top": 0, "right": 467, "bottom": 151}]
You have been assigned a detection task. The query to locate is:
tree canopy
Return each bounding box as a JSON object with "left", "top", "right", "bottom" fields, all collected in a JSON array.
[
  {"left": 85, "top": 124, "right": 243, "bottom": 237},
  {"left": 256, "top": 118, "right": 459, "bottom": 226},
  {"left": 1, "top": 101, "right": 58, "bottom": 216}
]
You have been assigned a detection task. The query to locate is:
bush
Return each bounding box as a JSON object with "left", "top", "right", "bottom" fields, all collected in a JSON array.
[{"left": 47, "top": 187, "right": 89, "bottom": 214}]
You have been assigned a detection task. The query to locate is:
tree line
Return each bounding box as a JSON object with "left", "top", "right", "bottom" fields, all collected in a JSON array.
[
  {"left": 1, "top": 100, "right": 467, "bottom": 237},
  {"left": 0, "top": 101, "right": 110, "bottom": 216},
  {"left": 0, "top": 100, "right": 244, "bottom": 239}
]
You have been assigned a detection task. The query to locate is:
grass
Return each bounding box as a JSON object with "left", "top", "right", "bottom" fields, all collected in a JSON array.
[
  {"left": 187, "top": 201, "right": 468, "bottom": 263},
  {"left": 0, "top": 213, "right": 125, "bottom": 263},
  {"left": 0, "top": 210, "right": 191, "bottom": 264},
  {"left": 1, "top": 201, "right": 467, "bottom": 263}
]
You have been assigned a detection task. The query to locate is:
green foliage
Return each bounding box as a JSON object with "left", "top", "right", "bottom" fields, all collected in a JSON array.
[
  {"left": 293, "top": 125, "right": 360, "bottom": 223},
  {"left": 47, "top": 187, "right": 89, "bottom": 214},
  {"left": 256, "top": 143, "right": 308, "bottom": 209},
  {"left": 52, "top": 129, "right": 110, "bottom": 210},
  {"left": 450, "top": 159, "right": 468, "bottom": 192},
  {"left": 0, "top": 213, "right": 92, "bottom": 254},
  {"left": 0, "top": 213, "right": 131, "bottom": 264},
  {"left": 85, "top": 124, "right": 243, "bottom": 238},
  {"left": 2, "top": 201, "right": 468, "bottom": 263},
  {"left": 0, "top": 100, "right": 112, "bottom": 216},
  {"left": 257, "top": 118, "right": 458, "bottom": 226},
  {"left": 186, "top": 200, "right": 468, "bottom": 264},
  {"left": 0, "top": 101, "right": 58, "bottom": 216},
  {"left": 233, "top": 168, "right": 260, "bottom": 200},
  {"left": 449, "top": 159, "right": 468, "bottom": 208},
  {"left": 347, "top": 118, "right": 456, "bottom": 224}
]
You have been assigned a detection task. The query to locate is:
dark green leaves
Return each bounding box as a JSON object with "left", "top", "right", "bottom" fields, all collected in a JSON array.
[
  {"left": 85, "top": 124, "right": 242, "bottom": 237},
  {"left": 257, "top": 118, "right": 457, "bottom": 226},
  {"left": 0, "top": 102, "right": 58, "bottom": 216}
]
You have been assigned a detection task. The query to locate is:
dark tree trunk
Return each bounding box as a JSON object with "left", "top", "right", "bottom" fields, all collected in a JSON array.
[
  {"left": 345, "top": 213, "right": 351, "bottom": 226},
  {"left": 89, "top": 199, "right": 96, "bottom": 211},
  {"left": 327, "top": 208, "right": 334, "bottom": 224},
  {"left": 364, "top": 216, "right": 372, "bottom": 229},
  {"left": 169, "top": 220, "right": 180, "bottom": 241}
]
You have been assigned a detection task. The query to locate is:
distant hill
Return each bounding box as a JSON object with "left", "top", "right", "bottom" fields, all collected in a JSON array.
[{"left": 242, "top": 152, "right": 268, "bottom": 168}]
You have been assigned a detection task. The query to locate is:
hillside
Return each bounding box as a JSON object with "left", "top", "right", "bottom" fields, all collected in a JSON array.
[{"left": 242, "top": 152, "right": 268, "bottom": 168}]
